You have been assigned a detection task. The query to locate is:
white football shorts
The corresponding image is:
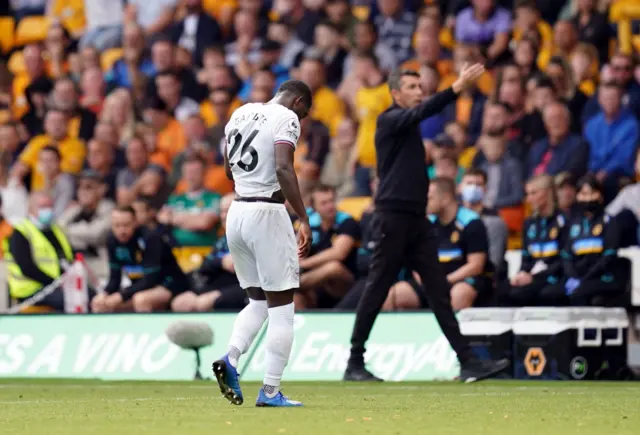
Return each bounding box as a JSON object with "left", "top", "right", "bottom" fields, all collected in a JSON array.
[{"left": 225, "top": 200, "right": 299, "bottom": 291}]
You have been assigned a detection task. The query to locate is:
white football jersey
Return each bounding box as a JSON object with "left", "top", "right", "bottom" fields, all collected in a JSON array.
[{"left": 224, "top": 103, "right": 301, "bottom": 197}]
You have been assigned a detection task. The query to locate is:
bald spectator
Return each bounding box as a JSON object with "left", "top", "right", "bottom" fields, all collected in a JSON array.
[
  {"left": 585, "top": 82, "right": 639, "bottom": 202},
  {"left": 527, "top": 101, "right": 589, "bottom": 179},
  {"left": 50, "top": 77, "right": 97, "bottom": 142},
  {"left": 583, "top": 53, "right": 640, "bottom": 123},
  {"left": 549, "top": 20, "right": 579, "bottom": 65},
  {"left": 80, "top": 67, "right": 106, "bottom": 115},
  {"left": 86, "top": 139, "right": 118, "bottom": 201},
  {"left": 105, "top": 23, "right": 155, "bottom": 89},
  {"left": 473, "top": 133, "right": 524, "bottom": 210},
  {"left": 13, "top": 45, "right": 50, "bottom": 120},
  {"left": 37, "top": 146, "right": 75, "bottom": 219}
]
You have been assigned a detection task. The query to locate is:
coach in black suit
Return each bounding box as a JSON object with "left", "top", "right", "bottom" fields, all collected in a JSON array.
[{"left": 344, "top": 64, "right": 510, "bottom": 383}]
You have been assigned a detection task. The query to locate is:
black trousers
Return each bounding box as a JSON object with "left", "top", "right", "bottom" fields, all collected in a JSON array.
[
  {"left": 503, "top": 274, "right": 551, "bottom": 307},
  {"left": 539, "top": 279, "right": 624, "bottom": 306},
  {"left": 348, "top": 211, "right": 472, "bottom": 367}
]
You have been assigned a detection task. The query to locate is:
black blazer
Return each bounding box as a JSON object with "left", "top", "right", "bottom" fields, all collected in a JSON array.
[{"left": 170, "top": 12, "right": 223, "bottom": 68}]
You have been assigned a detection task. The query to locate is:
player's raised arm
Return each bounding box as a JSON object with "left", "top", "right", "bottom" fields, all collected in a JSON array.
[{"left": 384, "top": 63, "right": 485, "bottom": 133}]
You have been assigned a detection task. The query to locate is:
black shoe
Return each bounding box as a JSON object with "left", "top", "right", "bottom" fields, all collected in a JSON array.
[
  {"left": 343, "top": 366, "right": 384, "bottom": 382},
  {"left": 460, "top": 358, "right": 510, "bottom": 383}
]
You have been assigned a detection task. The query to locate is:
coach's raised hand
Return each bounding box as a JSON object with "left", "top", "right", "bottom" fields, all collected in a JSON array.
[{"left": 452, "top": 63, "right": 485, "bottom": 94}]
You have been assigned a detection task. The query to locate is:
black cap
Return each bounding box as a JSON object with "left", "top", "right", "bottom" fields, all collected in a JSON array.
[
  {"left": 78, "top": 169, "right": 104, "bottom": 183},
  {"left": 433, "top": 133, "right": 455, "bottom": 148},
  {"left": 259, "top": 39, "right": 282, "bottom": 52}
]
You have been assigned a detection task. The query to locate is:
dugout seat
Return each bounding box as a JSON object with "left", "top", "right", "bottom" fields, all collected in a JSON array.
[
  {"left": 173, "top": 246, "right": 211, "bottom": 273},
  {"left": 337, "top": 196, "right": 372, "bottom": 221},
  {"left": 7, "top": 50, "right": 25, "bottom": 75},
  {"left": 0, "top": 16, "right": 15, "bottom": 54},
  {"left": 500, "top": 205, "right": 525, "bottom": 250},
  {"left": 14, "top": 16, "right": 50, "bottom": 46}
]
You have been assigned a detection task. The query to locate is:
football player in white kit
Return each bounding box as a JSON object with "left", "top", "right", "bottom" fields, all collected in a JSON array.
[{"left": 212, "top": 80, "right": 313, "bottom": 407}]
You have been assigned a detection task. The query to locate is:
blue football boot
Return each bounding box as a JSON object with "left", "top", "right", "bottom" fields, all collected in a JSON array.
[
  {"left": 212, "top": 355, "right": 243, "bottom": 405},
  {"left": 255, "top": 388, "right": 303, "bottom": 407}
]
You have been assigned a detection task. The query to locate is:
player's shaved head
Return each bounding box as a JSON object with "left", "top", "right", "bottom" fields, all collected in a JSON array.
[{"left": 275, "top": 79, "right": 313, "bottom": 120}]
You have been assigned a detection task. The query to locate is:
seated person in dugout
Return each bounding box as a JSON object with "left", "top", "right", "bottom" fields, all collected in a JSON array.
[
  {"left": 91, "top": 206, "right": 190, "bottom": 313},
  {"left": 171, "top": 194, "right": 247, "bottom": 312},
  {"left": 503, "top": 174, "right": 566, "bottom": 306},
  {"left": 536, "top": 175, "right": 626, "bottom": 306},
  {"left": 294, "top": 185, "right": 361, "bottom": 309},
  {"left": 335, "top": 175, "right": 421, "bottom": 311},
  {"left": 387, "top": 178, "right": 494, "bottom": 311}
]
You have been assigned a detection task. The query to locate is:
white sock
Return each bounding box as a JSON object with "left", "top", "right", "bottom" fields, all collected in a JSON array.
[
  {"left": 263, "top": 302, "right": 295, "bottom": 398},
  {"left": 227, "top": 299, "right": 268, "bottom": 367}
]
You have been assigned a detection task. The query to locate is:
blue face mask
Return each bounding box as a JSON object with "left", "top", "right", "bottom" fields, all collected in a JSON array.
[
  {"left": 461, "top": 184, "right": 484, "bottom": 204},
  {"left": 38, "top": 208, "right": 54, "bottom": 227}
]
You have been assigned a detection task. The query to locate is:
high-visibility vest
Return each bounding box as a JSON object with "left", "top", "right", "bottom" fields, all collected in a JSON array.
[{"left": 2, "top": 219, "right": 73, "bottom": 299}]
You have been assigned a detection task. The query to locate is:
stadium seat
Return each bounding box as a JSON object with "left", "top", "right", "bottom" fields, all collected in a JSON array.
[
  {"left": 337, "top": 197, "right": 372, "bottom": 221},
  {"left": 7, "top": 50, "right": 25, "bottom": 75},
  {"left": 100, "top": 48, "right": 123, "bottom": 71},
  {"left": 173, "top": 246, "right": 211, "bottom": 273},
  {"left": 14, "top": 16, "right": 50, "bottom": 46},
  {"left": 352, "top": 6, "right": 370, "bottom": 21},
  {"left": 0, "top": 16, "right": 15, "bottom": 54},
  {"left": 203, "top": 0, "right": 237, "bottom": 21}
]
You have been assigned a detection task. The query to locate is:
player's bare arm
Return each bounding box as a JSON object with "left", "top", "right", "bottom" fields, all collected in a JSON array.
[{"left": 275, "top": 143, "right": 311, "bottom": 257}]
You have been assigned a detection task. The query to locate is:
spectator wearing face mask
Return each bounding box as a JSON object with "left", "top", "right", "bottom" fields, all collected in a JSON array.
[
  {"left": 458, "top": 168, "right": 507, "bottom": 272},
  {"left": 2, "top": 191, "right": 74, "bottom": 312},
  {"left": 537, "top": 175, "right": 626, "bottom": 306}
]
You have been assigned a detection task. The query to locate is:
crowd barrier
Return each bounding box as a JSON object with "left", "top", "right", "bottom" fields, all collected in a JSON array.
[
  {"left": 0, "top": 308, "right": 637, "bottom": 381},
  {"left": 3, "top": 248, "right": 640, "bottom": 311}
]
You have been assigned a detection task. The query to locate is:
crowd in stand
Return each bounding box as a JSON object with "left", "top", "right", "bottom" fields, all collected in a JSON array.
[{"left": 0, "top": 0, "right": 638, "bottom": 314}]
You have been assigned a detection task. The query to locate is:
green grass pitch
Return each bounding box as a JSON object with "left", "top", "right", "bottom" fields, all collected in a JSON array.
[{"left": 1, "top": 379, "right": 639, "bottom": 434}]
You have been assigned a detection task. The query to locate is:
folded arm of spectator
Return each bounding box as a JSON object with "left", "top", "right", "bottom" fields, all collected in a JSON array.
[
  {"left": 58, "top": 202, "right": 115, "bottom": 249},
  {"left": 170, "top": 210, "right": 219, "bottom": 232},
  {"left": 299, "top": 234, "right": 356, "bottom": 270}
]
